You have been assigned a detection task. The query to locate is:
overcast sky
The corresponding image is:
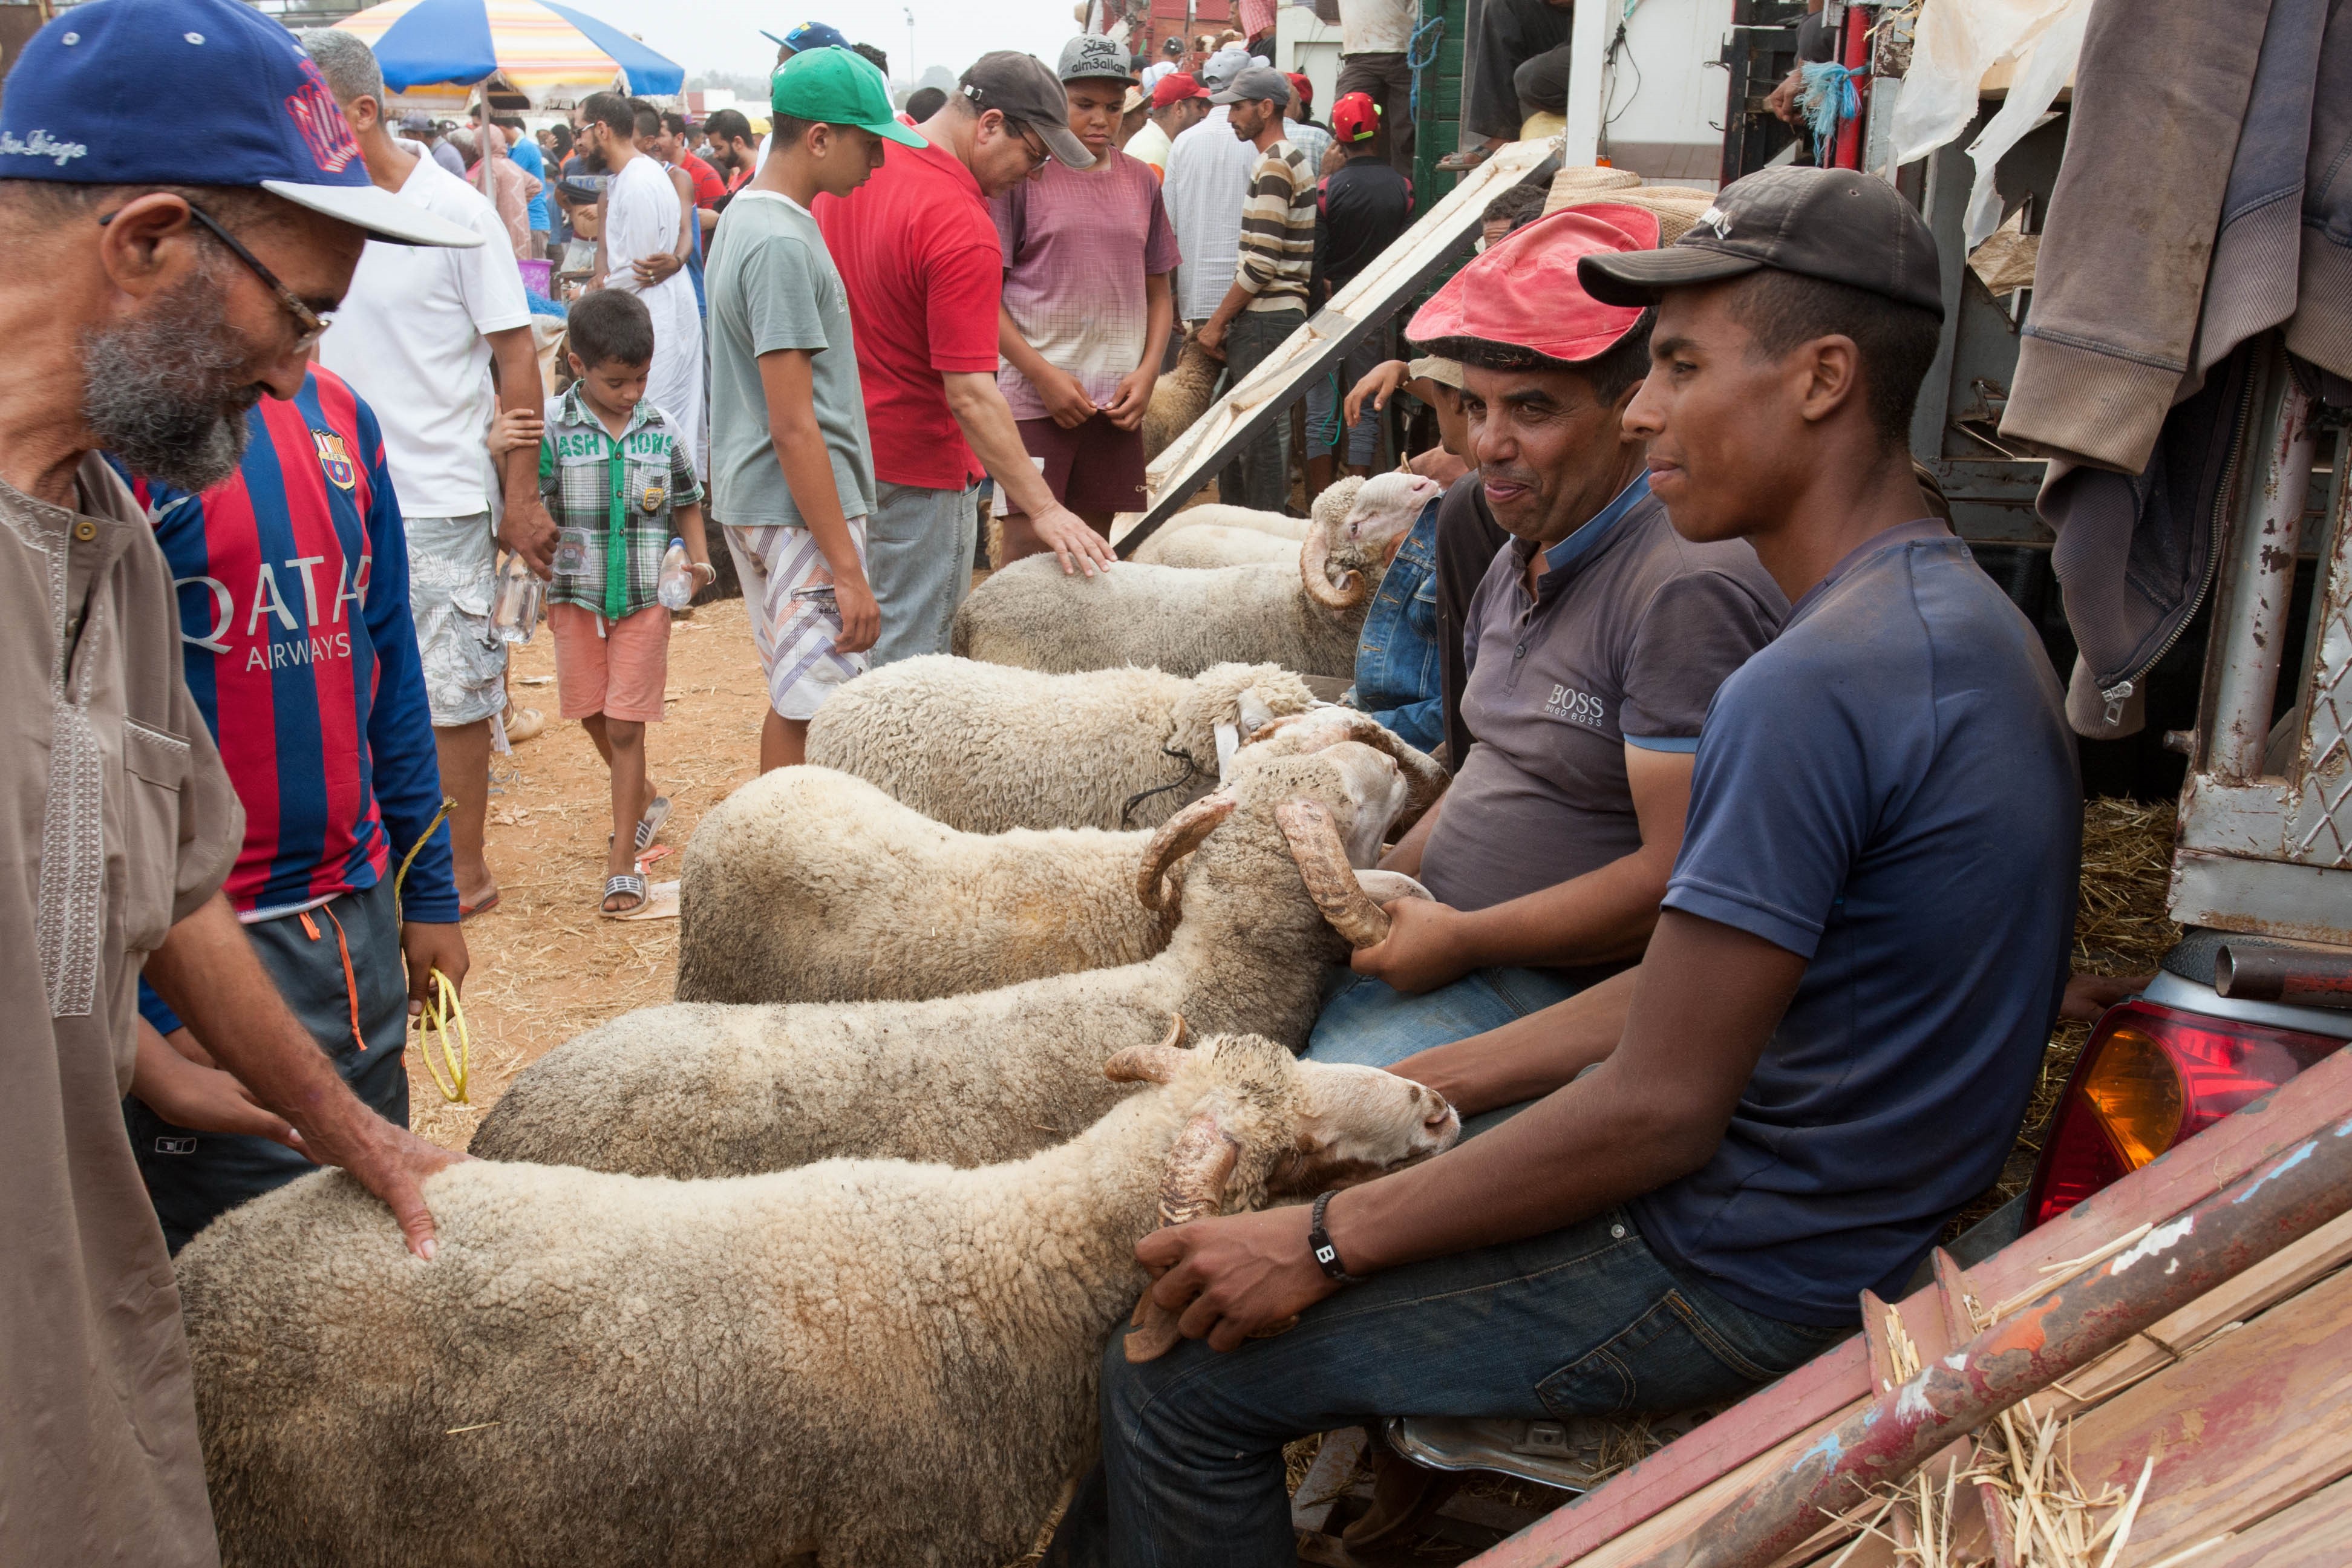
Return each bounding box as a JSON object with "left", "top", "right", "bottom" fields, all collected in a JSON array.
[{"left": 554, "top": 0, "right": 1087, "bottom": 88}]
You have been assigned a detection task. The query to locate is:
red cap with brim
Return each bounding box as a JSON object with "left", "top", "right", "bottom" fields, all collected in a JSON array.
[{"left": 1408, "top": 203, "right": 1661, "bottom": 363}]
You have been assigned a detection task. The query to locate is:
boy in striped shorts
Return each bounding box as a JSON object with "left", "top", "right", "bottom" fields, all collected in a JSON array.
[{"left": 707, "top": 48, "right": 917, "bottom": 768}]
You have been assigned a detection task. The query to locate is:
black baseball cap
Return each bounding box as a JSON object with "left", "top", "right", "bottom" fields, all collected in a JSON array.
[
  {"left": 1577, "top": 166, "right": 1944, "bottom": 321},
  {"left": 961, "top": 50, "right": 1095, "bottom": 169}
]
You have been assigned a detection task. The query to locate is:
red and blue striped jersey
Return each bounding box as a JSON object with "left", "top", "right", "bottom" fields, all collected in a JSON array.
[{"left": 111, "top": 368, "right": 459, "bottom": 927}]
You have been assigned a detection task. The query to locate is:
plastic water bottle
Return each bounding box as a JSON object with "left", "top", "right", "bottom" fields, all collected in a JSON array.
[
  {"left": 656, "top": 537, "right": 695, "bottom": 611},
  {"left": 491, "top": 554, "right": 541, "bottom": 644}
]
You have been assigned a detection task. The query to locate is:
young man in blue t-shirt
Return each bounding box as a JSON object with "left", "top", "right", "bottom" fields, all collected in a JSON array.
[{"left": 1055, "top": 167, "right": 2080, "bottom": 1567}]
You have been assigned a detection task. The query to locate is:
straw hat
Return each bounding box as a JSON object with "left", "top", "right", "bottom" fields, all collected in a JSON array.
[{"left": 1543, "top": 168, "right": 1716, "bottom": 244}]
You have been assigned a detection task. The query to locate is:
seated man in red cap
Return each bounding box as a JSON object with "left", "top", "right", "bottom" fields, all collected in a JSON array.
[
  {"left": 1302, "top": 203, "right": 1786, "bottom": 1106},
  {"left": 1052, "top": 167, "right": 2077, "bottom": 1568}
]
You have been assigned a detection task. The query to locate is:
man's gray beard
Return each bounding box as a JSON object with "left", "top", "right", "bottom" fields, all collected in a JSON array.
[{"left": 81, "top": 276, "right": 258, "bottom": 492}]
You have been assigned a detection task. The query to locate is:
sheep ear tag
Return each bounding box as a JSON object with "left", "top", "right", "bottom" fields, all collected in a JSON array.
[{"left": 1214, "top": 721, "right": 1241, "bottom": 780}]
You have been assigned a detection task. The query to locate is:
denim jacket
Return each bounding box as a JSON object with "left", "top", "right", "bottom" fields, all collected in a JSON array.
[{"left": 1348, "top": 495, "right": 1444, "bottom": 752}]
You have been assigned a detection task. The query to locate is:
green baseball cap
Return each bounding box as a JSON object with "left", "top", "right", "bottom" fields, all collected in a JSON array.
[{"left": 771, "top": 45, "right": 927, "bottom": 148}]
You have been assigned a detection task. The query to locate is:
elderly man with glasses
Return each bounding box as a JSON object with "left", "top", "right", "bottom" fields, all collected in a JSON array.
[
  {"left": 812, "top": 50, "right": 1116, "bottom": 667},
  {"left": 0, "top": 1, "right": 485, "bottom": 1563}
]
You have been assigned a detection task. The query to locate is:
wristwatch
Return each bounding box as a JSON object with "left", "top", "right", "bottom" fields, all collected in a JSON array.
[{"left": 1308, "top": 1190, "right": 1365, "bottom": 1285}]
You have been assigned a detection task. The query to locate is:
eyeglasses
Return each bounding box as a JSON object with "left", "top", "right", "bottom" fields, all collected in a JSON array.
[
  {"left": 1007, "top": 122, "right": 1051, "bottom": 171},
  {"left": 103, "top": 200, "right": 333, "bottom": 351}
]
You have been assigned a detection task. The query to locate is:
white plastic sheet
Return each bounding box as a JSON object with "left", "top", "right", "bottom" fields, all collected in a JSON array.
[
  {"left": 1889, "top": 0, "right": 2092, "bottom": 247},
  {"left": 1958, "top": 0, "right": 2090, "bottom": 247}
]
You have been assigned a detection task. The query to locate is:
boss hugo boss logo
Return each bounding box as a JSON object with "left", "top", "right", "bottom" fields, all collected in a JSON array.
[{"left": 1546, "top": 683, "right": 1607, "bottom": 729}]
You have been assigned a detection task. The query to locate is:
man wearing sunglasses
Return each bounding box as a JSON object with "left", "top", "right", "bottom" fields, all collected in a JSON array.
[
  {"left": 813, "top": 50, "right": 1116, "bottom": 667},
  {"left": 0, "top": 1, "right": 490, "bottom": 1564}
]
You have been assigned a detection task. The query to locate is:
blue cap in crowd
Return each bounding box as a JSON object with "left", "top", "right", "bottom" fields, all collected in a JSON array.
[
  {"left": 0, "top": 0, "right": 479, "bottom": 246},
  {"left": 762, "top": 21, "right": 851, "bottom": 53}
]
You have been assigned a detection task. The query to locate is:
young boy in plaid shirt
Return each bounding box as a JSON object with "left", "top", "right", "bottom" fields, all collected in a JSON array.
[{"left": 539, "top": 289, "right": 713, "bottom": 915}]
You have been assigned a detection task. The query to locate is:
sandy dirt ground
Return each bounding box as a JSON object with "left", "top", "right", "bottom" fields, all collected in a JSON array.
[{"left": 402, "top": 595, "right": 768, "bottom": 1150}]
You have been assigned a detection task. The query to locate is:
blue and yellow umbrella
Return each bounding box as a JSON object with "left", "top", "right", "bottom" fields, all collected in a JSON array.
[{"left": 333, "top": 0, "right": 683, "bottom": 105}]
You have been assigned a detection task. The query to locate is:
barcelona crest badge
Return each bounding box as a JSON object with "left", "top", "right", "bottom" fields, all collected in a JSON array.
[{"left": 313, "top": 430, "right": 356, "bottom": 491}]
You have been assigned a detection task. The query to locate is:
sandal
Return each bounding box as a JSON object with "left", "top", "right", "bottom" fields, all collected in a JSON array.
[
  {"left": 1434, "top": 145, "right": 1497, "bottom": 172},
  {"left": 600, "top": 872, "right": 648, "bottom": 916},
  {"left": 635, "top": 795, "right": 672, "bottom": 853}
]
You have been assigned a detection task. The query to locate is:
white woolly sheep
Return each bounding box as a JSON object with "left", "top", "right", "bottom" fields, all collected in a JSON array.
[
  {"left": 805, "top": 656, "right": 1316, "bottom": 832},
  {"left": 1136, "top": 474, "right": 1363, "bottom": 549},
  {"left": 1141, "top": 330, "right": 1221, "bottom": 460},
  {"left": 953, "top": 471, "right": 1442, "bottom": 680},
  {"left": 469, "top": 741, "right": 1435, "bottom": 1179},
  {"left": 177, "top": 1034, "right": 1460, "bottom": 1568},
  {"left": 673, "top": 768, "right": 1175, "bottom": 1004},
  {"left": 1130, "top": 523, "right": 1302, "bottom": 569},
  {"left": 676, "top": 706, "right": 1451, "bottom": 1006}
]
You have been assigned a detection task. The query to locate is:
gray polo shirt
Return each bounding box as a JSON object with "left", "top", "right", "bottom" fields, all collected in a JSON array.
[{"left": 1419, "top": 475, "right": 1787, "bottom": 913}]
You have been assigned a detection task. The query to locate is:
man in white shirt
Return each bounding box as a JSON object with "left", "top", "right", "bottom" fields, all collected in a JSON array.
[
  {"left": 1336, "top": 0, "right": 1418, "bottom": 175},
  {"left": 579, "top": 91, "right": 705, "bottom": 479},
  {"left": 303, "top": 29, "right": 556, "bottom": 920},
  {"left": 1163, "top": 47, "right": 1261, "bottom": 329}
]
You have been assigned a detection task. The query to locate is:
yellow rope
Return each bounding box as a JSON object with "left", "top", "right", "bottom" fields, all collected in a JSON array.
[
  {"left": 393, "top": 796, "right": 470, "bottom": 1103},
  {"left": 393, "top": 796, "right": 457, "bottom": 907},
  {"left": 416, "top": 968, "right": 470, "bottom": 1105}
]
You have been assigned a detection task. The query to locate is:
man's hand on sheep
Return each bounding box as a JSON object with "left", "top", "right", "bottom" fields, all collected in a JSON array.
[
  {"left": 1347, "top": 896, "right": 1476, "bottom": 995},
  {"left": 1103, "top": 361, "right": 1160, "bottom": 432},
  {"left": 1196, "top": 315, "right": 1230, "bottom": 361},
  {"left": 1032, "top": 500, "right": 1120, "bottom": 577},
  {"left": 143, "top": 892, "right": 466, "bottom": 1258},
  {"left": 1136, "top": 1204, "right": 1344, "bottom": 1351}
]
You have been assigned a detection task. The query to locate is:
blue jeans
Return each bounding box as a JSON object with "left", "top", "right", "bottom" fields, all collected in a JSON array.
[
  {"left": 1048, "top": 1209, "right": 1849, "bottom": 1567},
  {"left": 1303, "top": 330, "right": 1390, "bottom": 466},
  {"left": 1309, "top": 963, "right": 1589, "bottom": 1133},
  {"left": 867, "top": 479, "right": 980, "bottom": 668},
  {"left": 1350, "top": 499, "right": 1444, "bottom": 753}
]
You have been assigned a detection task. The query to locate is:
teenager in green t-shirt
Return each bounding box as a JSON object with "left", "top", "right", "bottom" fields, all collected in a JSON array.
[{"left": 705, "top": 47, "right": 923, "bottom": 771}]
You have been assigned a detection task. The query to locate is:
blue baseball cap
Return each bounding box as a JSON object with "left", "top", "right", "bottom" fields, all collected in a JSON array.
[
  {"left": 0, "top": 0, "right": 479, "bottom": 247},
  {"left": 762, "top": 21, "right": 851, "bottom": 53}
]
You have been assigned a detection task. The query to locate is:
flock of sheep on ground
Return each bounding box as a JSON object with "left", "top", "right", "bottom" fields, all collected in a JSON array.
[{"left": 176, "top": 471, "right": 1460, "bottom": 1567}]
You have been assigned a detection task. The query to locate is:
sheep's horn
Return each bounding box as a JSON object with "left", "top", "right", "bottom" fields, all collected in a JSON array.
[
  {"left": 1103, "top": 1015, "right": 1189, "bottom": 1084},
  {"left": 1300, "top": 518, "right": 1366, "bottom": 610},
  {"left": 1242, "top": 708, "right": 1449, "bottom": 817},
  {"left": 1136, "top": 790, "right": 1235, "bottom": 909},
  {"left": 1355, "top": 870, "right": 1434, "bottom": 907},
  {"left": 1125, "top": 1112, "right": 1241, "bottom": 1364},
  {"left": 1276, "top": 798, "right": 1394, "bottom": 948},
  {"left": 1343, "top": 719, "right": 1452, "bottom": 823}
]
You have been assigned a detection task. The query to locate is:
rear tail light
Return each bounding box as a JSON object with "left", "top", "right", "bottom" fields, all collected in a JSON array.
[{"left": 2025, "top": 999, "right": 2341, "bottom": 1228}]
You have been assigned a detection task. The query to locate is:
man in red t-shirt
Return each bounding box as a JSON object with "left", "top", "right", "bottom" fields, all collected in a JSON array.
[
  {"left": 815, "top": 50, "right": 1118, "bottom": 666},
  {"left": 656, "top": 110, "right": 727, "bottom": 241}
]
